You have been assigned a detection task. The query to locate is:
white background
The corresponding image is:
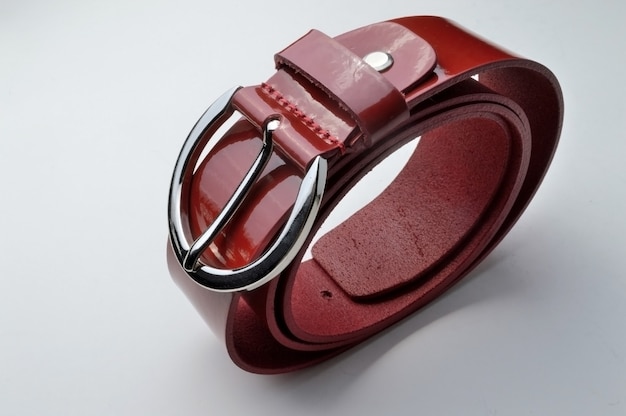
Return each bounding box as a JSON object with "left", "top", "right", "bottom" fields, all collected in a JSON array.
[{"left": 1, "top": 0, "right": 625, "bottom": 414}]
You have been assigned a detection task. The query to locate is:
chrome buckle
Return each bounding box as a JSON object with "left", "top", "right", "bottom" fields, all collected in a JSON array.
[{"left": 168, "top": 87, "right": 327, "bottom": 292}]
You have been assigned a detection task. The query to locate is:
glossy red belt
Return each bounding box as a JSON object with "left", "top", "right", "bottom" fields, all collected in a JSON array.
[{"left": 167, "top": 16, "right": 563, "bottom": 374}]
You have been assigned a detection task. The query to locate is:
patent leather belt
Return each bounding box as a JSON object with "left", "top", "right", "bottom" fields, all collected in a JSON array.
[{"left": 167, "top": 16, "right": 563, "bottom": 374}]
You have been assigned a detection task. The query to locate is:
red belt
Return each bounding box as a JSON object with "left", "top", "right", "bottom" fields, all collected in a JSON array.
[{"left": 167, "top": 16, "right": 563, "bottom": 374}]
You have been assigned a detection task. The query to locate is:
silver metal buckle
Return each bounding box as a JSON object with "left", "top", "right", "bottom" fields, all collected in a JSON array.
[{"left": 168, "top": 87, "right": 327, "bottom": 292}]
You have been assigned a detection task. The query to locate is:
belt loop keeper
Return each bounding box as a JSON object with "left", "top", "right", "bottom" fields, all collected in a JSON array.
[{"left": 275, "top": 28, "right": 421, "bottom": 148}]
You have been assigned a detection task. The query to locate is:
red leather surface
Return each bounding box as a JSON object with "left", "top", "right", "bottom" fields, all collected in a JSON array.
[
  {"left": 313, "top": 116, "right": 514, "bottom": 299},
  {"left": 276, "top": 28, "right": 410, "bottom": 144},
  {"left": 169, "top": 16, "right": 563, "bottom": 373}
]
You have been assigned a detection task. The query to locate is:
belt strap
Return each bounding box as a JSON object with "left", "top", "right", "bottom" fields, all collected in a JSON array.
[{"left": 167, "top": 16, "right": 563, "bottom": 373}]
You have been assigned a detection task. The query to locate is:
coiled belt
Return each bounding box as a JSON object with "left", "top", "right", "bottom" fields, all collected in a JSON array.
[{"left": 167, "top": 16, "right": 563, "bottom": 374}]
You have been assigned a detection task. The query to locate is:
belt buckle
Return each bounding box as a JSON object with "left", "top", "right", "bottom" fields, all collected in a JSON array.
[{"left": 168, "top": 87, "right": 327, "bottom": 292}]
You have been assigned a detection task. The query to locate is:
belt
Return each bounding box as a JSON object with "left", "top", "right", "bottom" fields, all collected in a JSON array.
[{"left": 167, "top": 16, "right": 563, "bottom": 374}]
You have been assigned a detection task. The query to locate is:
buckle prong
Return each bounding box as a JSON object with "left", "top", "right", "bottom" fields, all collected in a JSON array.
[
  {"left": 168, "top": 87, "right": 327, "bottom": 292},
  {"left": 182, "top": 117, "right": 279, "bottom": 272}
]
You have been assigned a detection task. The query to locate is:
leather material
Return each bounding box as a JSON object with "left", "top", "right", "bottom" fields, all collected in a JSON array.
[
  {"left": 275, "top": 27, "right": 412, "bottom": 144},
  {"left": 168, "top": 16, "right": 563, "bottom": 373}
]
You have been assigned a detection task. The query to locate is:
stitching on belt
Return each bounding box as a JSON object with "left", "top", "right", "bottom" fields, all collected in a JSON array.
[{"left": 261, "top": 82, "right": 346, "bottom": 154}]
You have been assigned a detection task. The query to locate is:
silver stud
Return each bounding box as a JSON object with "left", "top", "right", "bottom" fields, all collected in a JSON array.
[{"left": 363, "top": 51, "right": 393, "bottom": 72}]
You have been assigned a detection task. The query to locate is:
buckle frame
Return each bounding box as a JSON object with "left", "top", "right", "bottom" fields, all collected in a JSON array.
[{"left": 168, "top": 87, "right": 327, "bottom": 292}]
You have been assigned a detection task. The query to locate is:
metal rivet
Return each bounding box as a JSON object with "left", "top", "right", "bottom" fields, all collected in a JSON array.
[{"left": 363, "top": 51, "right": 393, "bottom": 72}]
